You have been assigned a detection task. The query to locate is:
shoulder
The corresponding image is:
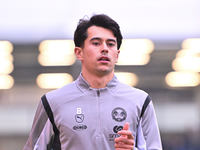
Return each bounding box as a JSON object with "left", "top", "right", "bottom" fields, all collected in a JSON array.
[
  {"left": 43, "top": 81, "right": 82, "bottom": 110},
  {"left": 116, "top": 81, "right": 148, "bottom": 98},
  {"left": 113, "top": 81, "right": 149, "bottom": 105}
]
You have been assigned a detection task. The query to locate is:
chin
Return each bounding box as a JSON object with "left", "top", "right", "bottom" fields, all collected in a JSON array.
[{"left": 97, "top": 68, "right": 113, "bottom": 76}]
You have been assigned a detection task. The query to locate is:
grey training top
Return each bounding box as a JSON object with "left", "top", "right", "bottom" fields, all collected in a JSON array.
[{"left": 23, "top": 73, "right": 162, "bottom": 150}]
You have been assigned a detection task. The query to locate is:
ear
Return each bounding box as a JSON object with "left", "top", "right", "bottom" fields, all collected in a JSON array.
[
  {"left": 115, "top": 50, "right": 120, "bottom": 63},
  {"left": 74, "top": 47, "right": 83, "bottom": 61}
]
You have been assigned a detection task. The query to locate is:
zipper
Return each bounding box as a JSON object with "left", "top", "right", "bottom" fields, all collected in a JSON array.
[
  {"left": 97, "top": 89, "right": 100, "bottom": 97},
  {"left": 96, "top": 89, "right": 101, "bottom": 140}
]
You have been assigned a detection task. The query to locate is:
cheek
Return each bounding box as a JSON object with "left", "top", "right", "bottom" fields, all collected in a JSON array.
[
  {"left": 115, "top": 58, "right": 118, "bottom": 63},
  {"left": 83, "top": 51, "right": 97, "bottom": 62},
  {"left": 114, "top": 52, "right": 119, "bottom": 63}
]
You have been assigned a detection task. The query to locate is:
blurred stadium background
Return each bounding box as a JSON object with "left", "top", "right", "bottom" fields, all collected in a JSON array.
[{"left": 0, "top": 0, "right": 200, "bottom": 149}]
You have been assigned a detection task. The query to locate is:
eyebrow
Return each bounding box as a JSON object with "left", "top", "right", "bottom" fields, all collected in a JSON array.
[{"left": 90, "top": 37, "right": 116, "bottom": 43}]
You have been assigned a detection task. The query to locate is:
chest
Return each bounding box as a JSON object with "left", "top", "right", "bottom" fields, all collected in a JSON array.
[{"left": 52, "top": 93, "right": 140, "bottom": 140}]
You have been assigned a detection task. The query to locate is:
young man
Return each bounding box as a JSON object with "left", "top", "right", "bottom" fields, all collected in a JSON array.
[{"left": 23, "top": 14, "right": 162, "bottom": 150}]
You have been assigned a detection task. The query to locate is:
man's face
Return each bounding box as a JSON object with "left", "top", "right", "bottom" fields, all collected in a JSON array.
[{"left": 76, "top": 26, "right": 120, "bottom": 77}]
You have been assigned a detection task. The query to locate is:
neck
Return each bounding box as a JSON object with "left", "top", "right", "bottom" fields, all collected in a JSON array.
[{"left": 82, "top": 71, "right": 114, "bottom": 89}]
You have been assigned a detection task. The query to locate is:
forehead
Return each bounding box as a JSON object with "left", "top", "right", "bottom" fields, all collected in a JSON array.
[{"left": 86, "top": 26, "right": 116, "bottom": 40}]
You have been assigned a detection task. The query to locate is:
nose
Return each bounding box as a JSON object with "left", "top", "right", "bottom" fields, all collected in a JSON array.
[
  {"left": 101, "top": 49, "right": 108, "bottom": 53},
  {"left": 101, "top": 44, "right": 108, "bottom": 53}
]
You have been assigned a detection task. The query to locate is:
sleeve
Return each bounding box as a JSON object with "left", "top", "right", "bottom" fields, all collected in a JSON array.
[
  {"left": 23, "top": 100, "right": 54, "bottom": 150},
  {"left": 137, "top": 101, "right": 162, "bottom": 150}
]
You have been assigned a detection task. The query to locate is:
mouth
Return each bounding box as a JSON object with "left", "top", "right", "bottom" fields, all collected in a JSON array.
[{"left": 98, "top": 56, "right": 110, "bottom": 62}]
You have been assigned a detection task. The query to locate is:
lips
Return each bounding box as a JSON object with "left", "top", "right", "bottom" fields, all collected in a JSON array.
[{"left": 98, "top": 56, "right": 110, "bottom": 61}]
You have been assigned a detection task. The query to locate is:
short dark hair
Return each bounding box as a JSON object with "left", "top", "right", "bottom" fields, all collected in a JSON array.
[{"left": 74, "top": 14, "right": 123, "bottom": 49}]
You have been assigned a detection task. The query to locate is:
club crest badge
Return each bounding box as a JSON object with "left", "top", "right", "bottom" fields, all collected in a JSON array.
[{"left": 111, "top": 107, "right": 127, "bottom": 122}]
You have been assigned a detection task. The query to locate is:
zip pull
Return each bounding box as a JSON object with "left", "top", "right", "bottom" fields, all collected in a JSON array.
[{"left": 97, "top": 89, "right": 100, "bottom": 97}]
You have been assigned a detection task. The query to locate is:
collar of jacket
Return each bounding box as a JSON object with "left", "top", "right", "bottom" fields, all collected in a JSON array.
[{"left": 76, "top": 72, "right": 119, "bottom": 93}]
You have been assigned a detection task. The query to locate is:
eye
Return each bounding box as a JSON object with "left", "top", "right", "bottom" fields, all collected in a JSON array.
[
  {"left": 92, "top": 42, "right": 100, "bottom": 46},
  {"left": 107, "top": 43, "right": 115, "bottom": 47}
]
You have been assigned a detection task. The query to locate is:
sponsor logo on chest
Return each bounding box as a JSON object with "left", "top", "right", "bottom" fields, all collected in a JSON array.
[
  {"left": 72, "top": 107, "right": 128, "bottom": 142},
  {"left": 73, "top": 107, "right": 87, "bottom": 131}
]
